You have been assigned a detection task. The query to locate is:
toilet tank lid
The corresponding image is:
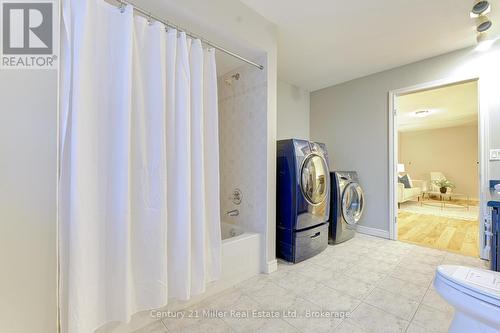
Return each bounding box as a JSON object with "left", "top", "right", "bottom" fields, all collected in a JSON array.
[{"left": 437, "top": 265, "right": 500, "bottom": 300}]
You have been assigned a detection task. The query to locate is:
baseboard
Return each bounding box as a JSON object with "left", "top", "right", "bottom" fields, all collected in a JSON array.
[
  {"left": 356, "top": 225, "right": 390, "bottom": 239},
  {"left": 264, "top": 259, "right": 278, "bottom": 274}
]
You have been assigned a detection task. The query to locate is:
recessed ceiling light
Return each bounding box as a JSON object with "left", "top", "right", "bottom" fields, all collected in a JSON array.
[
  {"left": 470, "top": 1, "right": 491, "bottom": 18},
  {"left": 413, "top": 110, "right": 431, "bottom": 118}
]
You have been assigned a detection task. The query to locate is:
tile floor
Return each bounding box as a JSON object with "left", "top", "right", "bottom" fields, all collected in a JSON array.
[{"left": 108, "top": 233, "right": 489, "bottom": 333}]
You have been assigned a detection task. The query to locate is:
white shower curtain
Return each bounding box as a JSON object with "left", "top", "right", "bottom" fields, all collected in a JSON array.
[{"left": 59, "top": 0, "right": 221, "bottom": 332}]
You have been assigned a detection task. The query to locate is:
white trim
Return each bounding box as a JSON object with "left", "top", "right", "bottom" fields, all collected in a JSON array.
[
  {"left": 265, "top": 54, "right": 277, "bottom": 275},
  {"left": 264, "top": 259, "right": 278, "bottom": 274},
  {"left": 388, "top": 75, "right": 488, "bottom": 258},
  {"left": 388, "top": 90, "right": 398, "bottom": 240},
  {"left": 476, "top": 78, "right": 490, "bottom": 260},
  {"left": 356, "top": 225, "right": 390, "bottom": 239}
]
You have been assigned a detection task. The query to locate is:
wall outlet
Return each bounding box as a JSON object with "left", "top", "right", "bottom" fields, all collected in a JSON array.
[{"left": 490, "top": 149, "right": 500, "bottom": 161}]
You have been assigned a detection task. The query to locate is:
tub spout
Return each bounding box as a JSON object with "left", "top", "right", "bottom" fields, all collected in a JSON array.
[{"left": 226, "top": 209, "right": 239, "bottom": 217}]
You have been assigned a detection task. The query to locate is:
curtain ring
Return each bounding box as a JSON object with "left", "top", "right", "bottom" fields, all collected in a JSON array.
[{"left": 147, "top": 13, "right": 153, "bottom": 25}]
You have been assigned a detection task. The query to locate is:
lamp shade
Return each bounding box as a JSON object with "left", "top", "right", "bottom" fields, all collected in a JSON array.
[{"left": 397, "top": 164, "right": 405, "bottom": 173}]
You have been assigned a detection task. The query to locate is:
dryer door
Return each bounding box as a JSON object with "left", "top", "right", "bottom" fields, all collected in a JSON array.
[
  {"left": 301, "top": 154, "right": 328, "bottom": 205},
  {"left": 342, "top": 182, "right": 365, "bottom": 225}
]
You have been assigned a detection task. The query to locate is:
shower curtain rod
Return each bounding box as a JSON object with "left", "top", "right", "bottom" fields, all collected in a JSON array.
[{"left": 115, "top": 0, "right": 264, "bottom": 70}]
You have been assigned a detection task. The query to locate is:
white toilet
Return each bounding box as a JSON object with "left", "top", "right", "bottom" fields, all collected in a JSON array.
[{"left": 434, "top": 265, "right": 500, "bottom": 333}]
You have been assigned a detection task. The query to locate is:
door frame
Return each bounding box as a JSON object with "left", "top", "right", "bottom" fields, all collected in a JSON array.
[{"left": 388, "top": 75, "right": 489, "bottom": 259}]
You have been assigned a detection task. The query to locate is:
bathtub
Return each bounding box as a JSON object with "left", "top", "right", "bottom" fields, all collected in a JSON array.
[{"left": 220, "top": 222, "right": 261, "bottom": 284}]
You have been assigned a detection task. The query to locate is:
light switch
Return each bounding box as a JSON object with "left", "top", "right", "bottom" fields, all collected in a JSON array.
[{"left": 490, "top": 149, "right": 500, "bottom": 161}]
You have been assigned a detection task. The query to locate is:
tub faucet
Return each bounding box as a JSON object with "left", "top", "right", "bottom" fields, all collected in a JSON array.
[{"left": 226, "top": 209, "right": 239, "bottom": 217}]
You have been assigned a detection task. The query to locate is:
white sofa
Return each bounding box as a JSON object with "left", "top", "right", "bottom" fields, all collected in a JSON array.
[{"left": 398, "top": 179, "right": 427, "bottom": 207}]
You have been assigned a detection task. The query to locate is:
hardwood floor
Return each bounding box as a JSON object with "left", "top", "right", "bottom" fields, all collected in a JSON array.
[{"left": 397, "top": 210, "right": 479, "bottom": 257}]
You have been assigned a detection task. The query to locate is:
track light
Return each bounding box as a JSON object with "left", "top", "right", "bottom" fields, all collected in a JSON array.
[
  {"left": 470, "top": 1, "right": 491, "bottom": 18},
  {"left": 477, "top": 15, "right": 493, "bottom": 32},
  {"left": 470, "top": 0, "right": 495, "bottom": 50}
]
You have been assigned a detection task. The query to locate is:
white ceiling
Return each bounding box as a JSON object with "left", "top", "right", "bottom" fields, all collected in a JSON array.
[
  {"left": 239, "top": 0, "right": 500, "bottom": 91},
  {"left": 397, "top": 80, "right": 478, "bottom": 132}
]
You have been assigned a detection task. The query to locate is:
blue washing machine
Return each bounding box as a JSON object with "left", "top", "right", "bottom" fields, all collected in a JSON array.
[{"left": 276, "top": 139, "right": 330, "bottom": 263}]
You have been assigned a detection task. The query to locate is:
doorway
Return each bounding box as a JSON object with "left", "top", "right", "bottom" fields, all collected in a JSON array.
[{"left": 389, "top": 78, "right": 487, "bottom": 258}]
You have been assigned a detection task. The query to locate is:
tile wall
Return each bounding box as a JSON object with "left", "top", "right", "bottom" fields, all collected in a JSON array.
[{"left": 217, "top": 57, "right": 267, "bottom": 235}]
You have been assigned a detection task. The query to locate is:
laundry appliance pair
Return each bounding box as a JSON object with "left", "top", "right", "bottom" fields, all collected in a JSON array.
[{"left": 276, "top": 139, "right": 365, "bottom": 263}]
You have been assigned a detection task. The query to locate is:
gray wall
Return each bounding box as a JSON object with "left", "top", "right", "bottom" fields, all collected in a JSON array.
[
  {"left": 311, "top": 44, "right": 500, "bottom": 233},
  {"left": 277, "top": 80, "right": 310, "bottom": 140},
  {"left": 0, "top": 70, "right": 57, "bottom": 331}
]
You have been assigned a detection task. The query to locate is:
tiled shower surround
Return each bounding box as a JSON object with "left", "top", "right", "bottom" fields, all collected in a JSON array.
[{"left": 217, "top": 57, "right": 267, "bottom": 235}]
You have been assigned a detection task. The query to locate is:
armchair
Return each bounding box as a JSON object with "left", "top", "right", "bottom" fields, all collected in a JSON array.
[{"left": 398, "top": 177, "right": 427, "bottom": 208}]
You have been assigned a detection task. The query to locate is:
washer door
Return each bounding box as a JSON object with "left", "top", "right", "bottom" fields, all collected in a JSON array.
[
  {"left": 301, "top": 154, "right": 328, "bottom": 205},
  {"left": 342, "top": 182, "right": 364, "bottom": 225}
]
